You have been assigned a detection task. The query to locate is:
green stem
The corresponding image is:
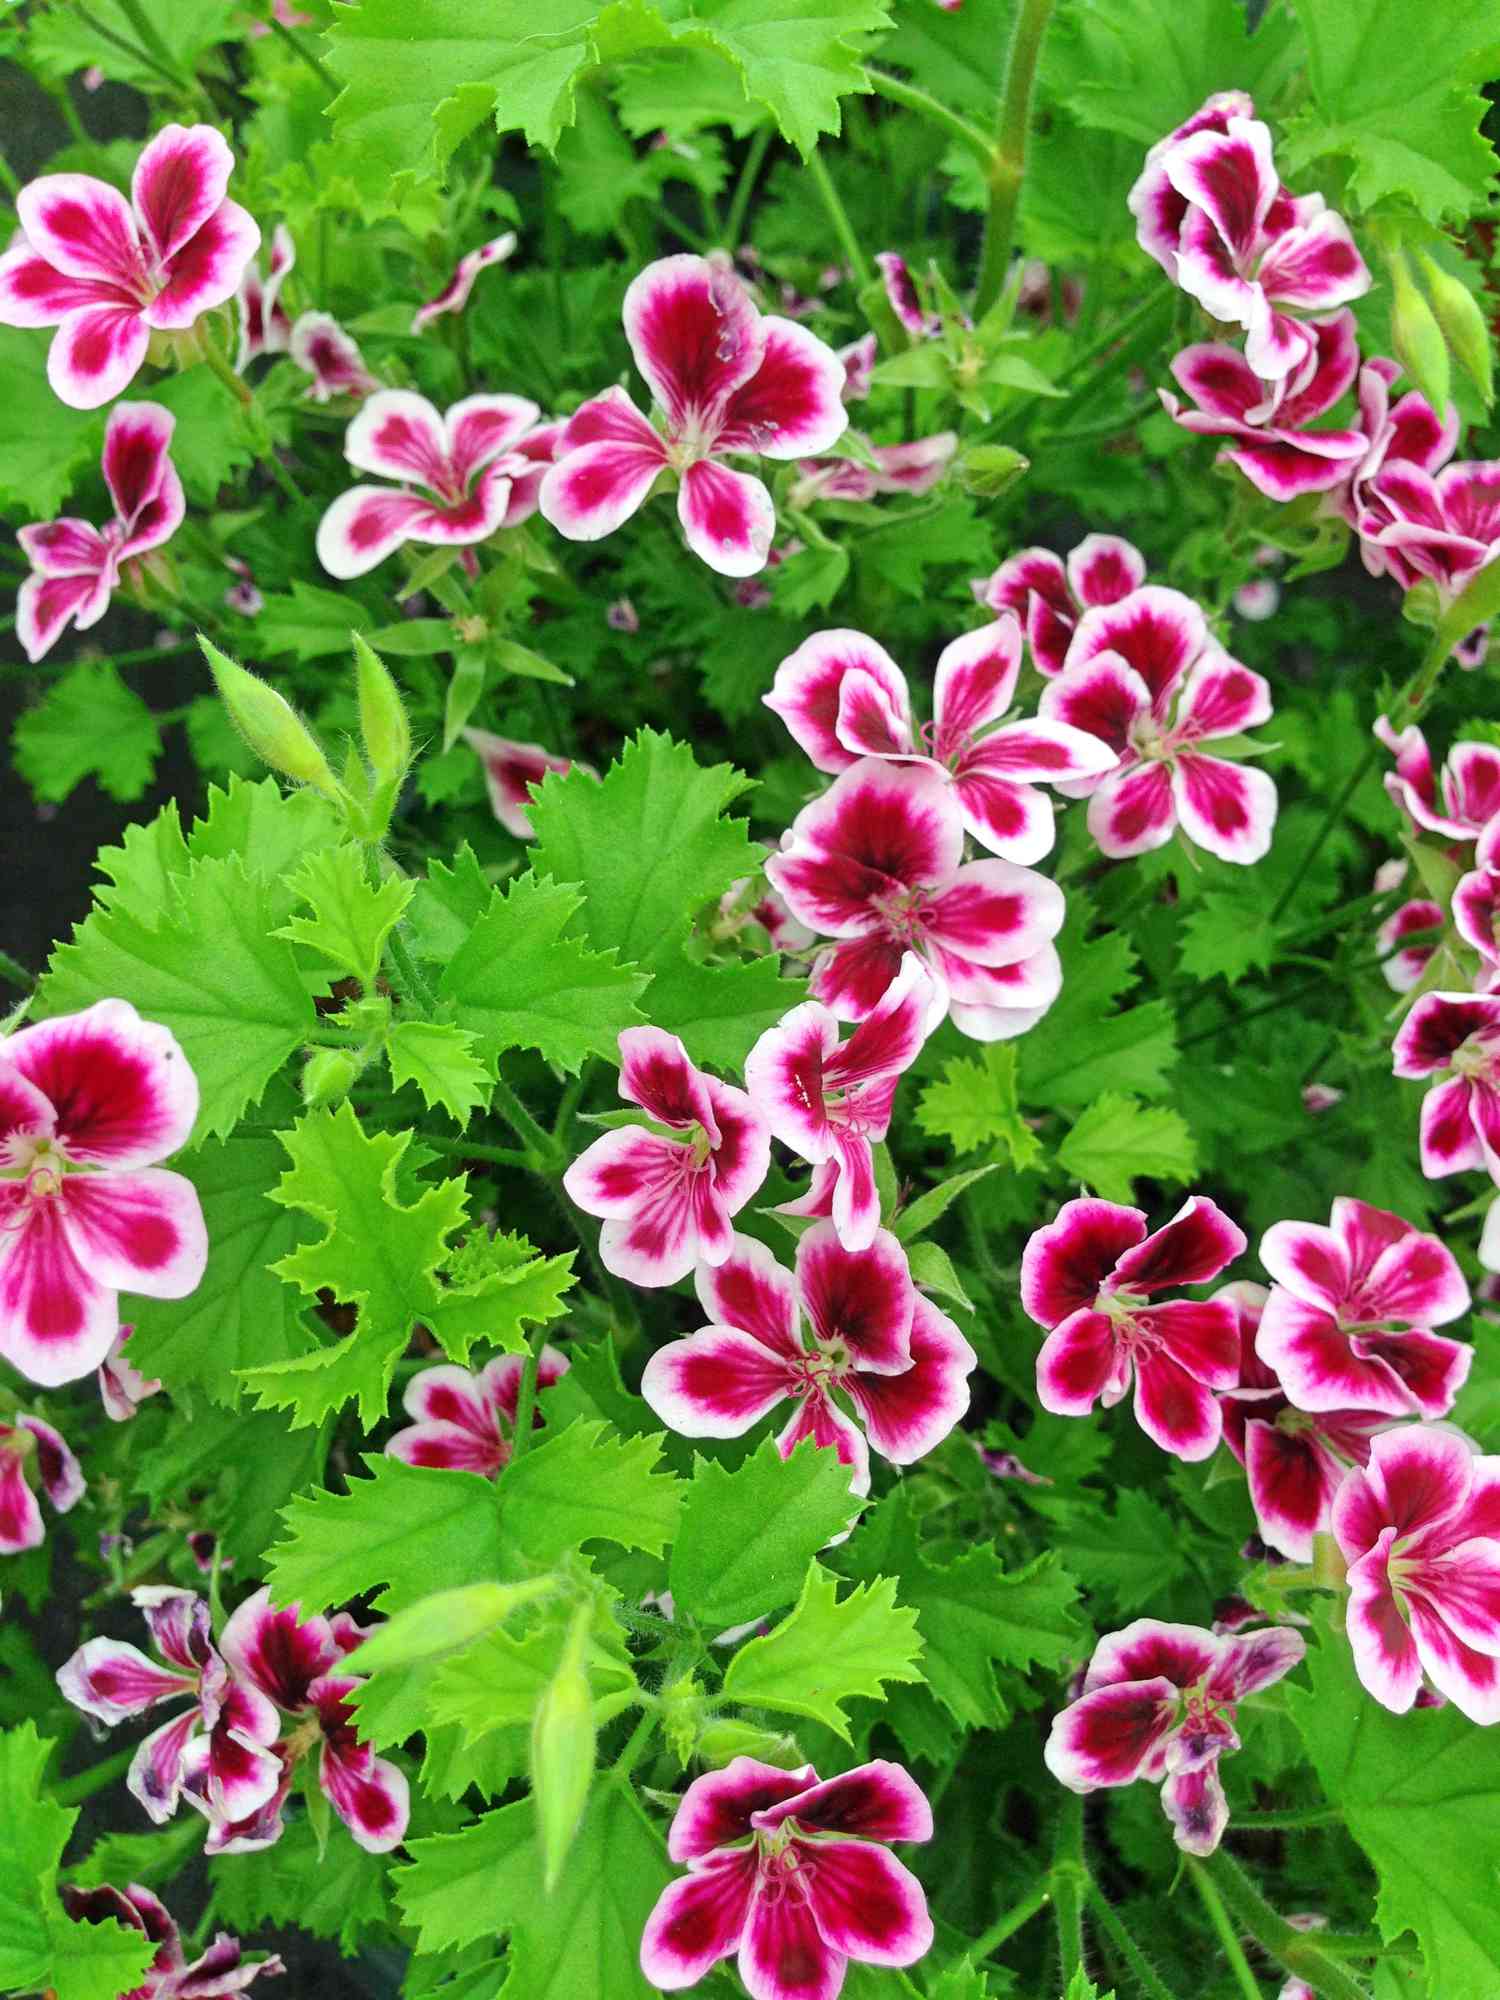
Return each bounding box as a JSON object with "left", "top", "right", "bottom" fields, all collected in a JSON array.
[
  {"left": 1086, "top": 1883, "right": 1182, "bottom": 2000},
  {"left": 0, "top": 150, "right": 20, "bottom": 201},
  {"left": 46, "top": 78, "right": 88, "bottom": 145},
  {"left": 0, "top": 949, "right": 32, "bottom": 991},
  {"left": 266, "top": 10, "right": 339, "bottom": 93},
  {"left": 55, "top": 1746, "right": 136, "bottom": 1807},
  {"left": 71, "top": 3, "right": 195, "bottom": 96},
  {"left": 1270, "top": 742, "right": 1379, "bottom": 925},
  {"left": 608, "top": 1704, "right": 661, "bottom": 1784},
  {"left": 490, "top": 1075, "right": 564, "bottom": 1170},
  {"left": 723, "top": 126, "right": 773, "bottom": 251},
  {"left": 506, "top": 1323, "right": 550, "bottom": 1463},
  {"left": 863, "top": 68, "right": 993, "bottom": 161},
  {"left": 1401, "top": 554, "right": 1500, "bottom": 721},
  {"left": 386, "top": 924, "right": 440, "bottom": 1018},
  {"left": 1202, "top": 1850, "right": 1371, "bottom": 2000},
  {"left": 196, "top": 329, "right": 253, "bottom": 408},
  {"left": 420, "top": 1134, "right": 536, "bottom": 1173},
  {"left": 1050, "top": 1794, "right": 1086, "bottom": 1986},
  {"left": 1233, "top": 1805, "right": 1344, "bottom": 1832},
  {"left": 971, "top": 1879, "right": 1051, "bottom": 1961},
  {"left": 1189, "top": 1861, "right": 1263, "bottom": 2000},
  {"left": 974, "top": 0, "right": 1055, "bottom": 315},
  {"left": 114, "top": 0, "right": 196, "bottom": 90},
  {"left": 807, "top": 149, "right": 871, "bottom": 287}
]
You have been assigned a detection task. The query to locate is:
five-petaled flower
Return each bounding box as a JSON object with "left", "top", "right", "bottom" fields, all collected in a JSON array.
[
  {"left": 411, "top": 230, "right": 516, "bottom": 333},
  {"left": 764, "top": 618, "right": 1115, "bottom": 866},
  {"left": 462, "top": 727, "right": 590, "bottom": 839},
  {"left": 1255, "top": 1197, "right": 1472, "bottom": 1419},
  {"left": 1332, "top": 1424, "right": 1500, "bottom": 1724},
  {"left": 218, "top": 1586, "right": 410, "bottom": 1853},
  {"left": 640, "top": 1755, "right": 934, "bottom": 1999},
  {"left": 288, "top": 310, "right": 380, "bottom": 402},
  {"left": 0, "top": 123, "right": 260, "bottom": 407},
  {"left": 1392, "top": 990, "right": 1500, "bottom": 1179},
  {"left": 17, "top": 400, "right": 184, "bottom": 662},
  {"left": 1217, "top": 1280, "right": 1384, "bottom": 1562},
  {"left": 57, "top": 1585, "right": 283, "bottom": 1831},
  {"left": 0, "top": 999, "right": 207, "bottom": 1387},
  {"left": 539, "top": 253, "right": 847, "bottom": 576},
  {"left": 564, "top": 1027, "right": 770, "bottom": 1287},
  {"left": 745, "top": 955, "right": 939, "bottom": 1251},
  {"left": 764, "top": 759, "right": 1066, "bottom": 1032},
  {"left": 641, "top": 1224, "right": 975, "bottom": 1494},
  {"left": 974, "top": 532, "right": 1146, "bottom": 678},
  {"left": 235, "top": 221, "right": 295, "bottom": 369},
  {"left": 0, "top": 1410, "right": 84, "bottom": 1554},
  {"left": 1041, "top": 596, "right": 1279, "bottom": 864},
  {"left": 60, "top": 1881, "right": 284, "bottom": 1998},
  {"left": 1044, "top": 1617, "right": 1306, "bottom": 1854},
  {"left": 318, "top": 388, "right": 548, "bottom": 577},
  {"left": 1377, "top": 718, "right": 1500, "bottom": 843},
  {"left": 386, "top": 1350, "right": 570, "bottom": 1474},
  {"left": 1022, "top": 1195, "right": 1247, "bottom": 1460}
]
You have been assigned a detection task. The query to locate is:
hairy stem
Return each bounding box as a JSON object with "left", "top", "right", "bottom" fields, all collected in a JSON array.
[
  {"left": 971, "top": 1878, "right": 1052, "bottom": 1962},
  {"left": 974, "top": 0, "right": 1055, "bottom": 314},
  {"left": 489, "top": 1075, "right": 564, "bottom": 1171},
  {"left": 266, "top": 11, "right": 339, "bottom": 93},
  {"left": 723, "top": 126, "right": 773, "bottom": 251},
  {"left": 863, "top": 68, "right": 993, "bottom": 161},
  {"left": 1202, "top": 1850, "right": 1371, "bottom": 2000},
  {"left": 1270, "top": 742, "right": 1378, "bottom": 925},
  {"left": 1190, "top": 1861, "right": 1263, "bottom": 2000},
  {"left": 54, "top": 1746, "right": 137, "bottom": 1807},
  {"left": 506, "top": 1324, "right": 551, "bottom": 1463},
  {"left": 1051, "top": 1795, "right": 1087, "bottom": 1985},
  {"left": 807, "top": 149, "right": 871, "bottom": 287},
  {"left": 1085, "top": 1882, "right": 1183, "bottom": 2000}
]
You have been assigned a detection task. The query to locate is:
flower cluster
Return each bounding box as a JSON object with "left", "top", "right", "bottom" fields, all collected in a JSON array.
[{"left": 61, "top": 1881, "right": 283, "bottom": 1998}]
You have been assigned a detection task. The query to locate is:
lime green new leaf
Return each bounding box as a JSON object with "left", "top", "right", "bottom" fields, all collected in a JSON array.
[
  {"left": 38, "top": 852, "right": 317, "bottom": 1143},
  {"left": 0, "top": 328, "right": 100, "bottom": 520},
  {"left": 265, "top": 1454, "right": 503, "bottom": 1615},
  {"left": 892, "top": 1165, "right": 999, "bottom": 1244},
  {"left": 669, "top": 1438, "right": 864, "bottom": 1629},
  {"left": 13, "top": 662, "right": 161, "bottom": 805},
  {"left": 526, "top": 729, "right": 806, "bottom": 1068},
  {"left": 721, "top": 1562, "right": 923, "bottom": 1740},
  {"left": 277, "top": 845, "right": 414, "bottom": 988},
  {"left": 498, "top": 1419, "right": 683, "bottom": 1567},
  {"left": 0, "top": 1724, "right": 155, "bottom": 1999},
  {"left": 1282, "top": 0, "right": 1500, "bottom": 223},
  {"left": 188, "top": 776, "right": 345, "bottom": 882},
  {"left": 144, "top": 367, "right": 256, "bottom": 504},
  {"left": 243, "top": 1105, "right": 471, "bottom": 1426},
  {"left": 395, "top": 1788, "right": 672, "bottom": 1995},
  {"left": 438, "top": 873, "right": 648, "bottom": 1075},
  {"left": 917, "top": 1044, "right": 1042, "bottom": 1166},
  {"left": 422, "top": 1597, "right": 634, "bottom": 1743},
  {"left": 422, "top": 1231, "right": 576, "bottom": 1366},
  {"left": 385, "top": 1021, "right": 493, "bottom": 1126},
  {"left": 1056, "top": 1093, "right": 1198, "bottom": 1204},
  {"left": 407, "top": 845, "right": 495, "bottom": 961}
]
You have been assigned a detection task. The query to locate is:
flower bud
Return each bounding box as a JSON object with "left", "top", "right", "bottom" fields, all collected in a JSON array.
[
  {"left": 352, "top": 633, "right": 412, "bottom": 785},
  {"left": 1417, "top": 252, "right": 1494, "bottom": 406},
  {"left": 956, "top": 444, "right": 1030, "bottom": 499},
  {"left": 1400, "top": 579, "right": 1442, "bottom": 630},
  {"left": 302, "top": 1049, "right": 361, "bottom": 1108},
  {"left": 695, "top": 1719, "right": 800, "bottom": 1767},
  {"left": 530, "top": 1604, "right": 596, "bottom": 1892},
  {"left": 1388, "top": 251, "right": 1451, "bottom": 418},
  {"left": 201, "top": 637, "right": 338, "bottom": 797}
]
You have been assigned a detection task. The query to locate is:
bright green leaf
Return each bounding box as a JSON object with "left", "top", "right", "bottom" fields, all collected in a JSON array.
[
  {"left": 720, "top": 1562, "right": 924, "bottom": 1739},
  {"left": 498, "top": 1418, "right": 683, "bottom": 1567},
  {"left": 276, "top": 845, "right": 414, "bottom": 988},
  {"left": 1056, "top": 1092, "right": 1198, "bottom": 1203},
  {"left": 13, "top": 662, "right": 160, "bottom": 805},
  {"left": 917, "top": 1044, "right": 1042, "bottom": 1166},
  {"left": 385, "top": 1020, "right": 494, "bottom": 1126}
]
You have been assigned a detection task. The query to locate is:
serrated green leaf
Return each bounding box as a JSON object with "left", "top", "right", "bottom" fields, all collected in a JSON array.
[
  {"left": 498, "top": 1419, "right": 683, "bottom": 1567},
  {"left": 917, "top": 1044, "right": 1042, "bottom": 1165},
  {"left": 1178, "top": 894, "right": 1278, "bottom": 985},
  {"left": 1063, "top": 1489, "right": 1188, "bottom": 1615},
  {"left": 13, "top": 661, "right": 160, "bottom": 805},
  {"left": 721, "top": 1563, "right": 923, "bottom": 1740},
  {"left": 1056, "top": 1093, "right": 1198, "bottom": 1203},
  {"left": 254, "top": 581, "right": 375, "bottom": 663},
  {"left": 422, "top": 1230, "right": 576, "bottom": 1365},
  {"left": 0, "top": 328, "right": 100, "bottom": 520},
  {"left": 276, "top": 845, "right": 414, "bottom": 988},
  {"left": 1020, "top": 904, "right": 1177, "bottom": 1110},
  {"left": 23, "top": 0, "right": 236, "bottom": 91},
  {"left": 385, "top": 1020, "right": 493, "bottom": 1126},
  {"left": 211, "top": 1814, "right": 391, "bottom": 1955}
]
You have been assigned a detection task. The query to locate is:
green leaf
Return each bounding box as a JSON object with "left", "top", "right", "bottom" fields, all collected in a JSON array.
[
  {"left": 1282, "top": 0, "right": 1500, "bottom": 222},
  {"left": 189, "top": 775, "right": 345, "bottom": 883},
  {"left": 1178, "top": 893, "right": 1278, "bottom": 985},
  {"left": 13, "top": 662, "right": 160, "bottom": 805},
  {"left": 145, "top": 367, "right": 255, "bottom": 504},
  {"left": 23, "top": 0, "right": 237, "bottom": 91},
  {"left": 498, "top": 1419, "right": 683, "bottom": 1567},
  {"left": 526, "top": 729, "right": 805, "bottom": 1068},
  {"left": 0, "top": 329, "right": 100, "bottom": 520},
  {"left": 669, "top": 1438, "right": 864, "bottom": 1629},
  {"left": 244, "top": 1105, "right": 471, "bottom": 1426},
  {"left": 1020, "top": 904, "right": 1177, "bottom": 1110},
  {"left": 917, "top": 1044, "right": 1043, "bottom": 1166},
  {"left": 421, "top": 1597, "right": 635, "bottom": 1745},
  {"left": 69, "top": 1820, "right": 202, "bottom": 1893},
  {"left": 905, "top": 1238, "right": 974, "bottom": 1312},
  {"left": 351, "top": 1580, "right": 561, "bottom": 1674},
  {"left": 38, "top": 852, "right": 316, "bottom": 1142},
  {"left": 135, "top": 1399, "right": 328, "bottom": 1574},
  {"left": 422, "top": 1231, "right": 576, "bottom": 1366},
  {"left": 255, "top": 581, "right": 374, "bottom": 663},
  {"left": 407, "top": 845, "right": 497, "bottom": 961},
  {"left": 1289, "top": 1628, "right": 1500, "bottom": 1997},
  {"left": 892, "top": 1164, "right": 999, "bottom": 1243},
  {"left": 720, "top": 1562, "right": 924, "bottom": 1739},
  {"left": 395, "top": 1787, "right": 671, "bottom": 1993},
  {"left": 1056, "top": 1093, "right": 1198, "bottom": 1203},
  {"left": 385, "top": 1020, "right": 494, "bottom": 1126},
  {"left": 438, "top": 872, "right": 648, "bottom": 1076},
  {"left": 211, "top": 1814, "right": 391, "bottom": 1954},
  {"left": 1063, "top": 1489, "right": 1188, "bottom": 1615},
  {"left": 265, "top": 1453, "right": 504, "bottom": 1615},
  {"left": 276, "top": 844, "right": 414, "bottom": 988}
]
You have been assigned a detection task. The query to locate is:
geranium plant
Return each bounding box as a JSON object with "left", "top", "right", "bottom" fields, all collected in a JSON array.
[{"left": 1, "top": 5, "right": 1500, "bottom": 2000}]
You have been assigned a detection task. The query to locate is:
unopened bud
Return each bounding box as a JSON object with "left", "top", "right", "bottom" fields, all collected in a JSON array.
[
  {"left": 1417, "top": 252, "right": 1494, "bottom": 406},
  {"left": 695, "top": 1719, "right": 800, "bottom": 1767},
  {"left": 302, "top": 1049, "right": 361, "bottom": 1108},
  {"left": 1388, "top": 251, "right": 1451, "bottom": 419},
  {"left": 530, "top": 1604, "right": 596, "bottom": 1891},
  {"left": 352, "top": 634, "right": 412, "bottom": 785},
  {"left": 957, "top": 444, "right": 1029, "bottom": 499},
  {"left": 201, "top": 637, "right": 338, "bottom": 797},
  {"left": 1401, "top": 579, "right": 1442, "bottom": 630}
]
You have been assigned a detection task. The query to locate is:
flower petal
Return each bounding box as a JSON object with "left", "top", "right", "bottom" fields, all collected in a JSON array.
[
  {"left": 48, "top": 302, "right": 151, "bottom": 409},
  {"left": 828, "top": 1127, "right": 882, "bottom": 1254},
  {"left": 16, "top": 1413, "right": 85, "bottom": 1514},
  {"left": 145, "top": 199, "right": 260, "bottom": 330},
  {"left": 1142, "top": 1298, "right": 1241, "bottom": 1387},
  {"left": 1173, "top": 652, "right": 1271, "bottom": 739},
  {"left": 717, "top": 316, "right": 847, "bottom": 460},
  {"left": 1085, "top": 1617, "right": 1222, "bottom": 1693},
  {"left": 1065, "top": 586, "right": 1208, "bottom": 704},
  {"left": 0, "top": 1454, "right": 44, "bottom": 1554},
  {"left": 0, "top": 243, "right": 128, "bottom": 327},
  {"left": 131, "top": 124, "right": 233, "bottom": 266},
  {"left": 16, "top": 172, "right": 143, "bottom": 286},
  {"left": 767, "top": 759, "right": 965, "bottom": 938},
  {"left": 755, "top": 1760, "right": 931, "bottom": 1843},
  {"left": 16, "top": 571, "right": 108, "bottom": 663},
  {"left": 694, "top": 1233, "right": 801, "bottom": 1360},
  {"left": 795, "top": 1221, "right": 914, "bottom": 1374},
  {"left": 641, "top": 1852, "right": 755, "bottom": 1990},
  {"left": 922, "top": 858, "right": 1066, "bottom": 969},
  {"left": 220, "top": 1585, "right": 342, "bottom": 1710},
  {"left": 641, "top": 1328, "right": 795, "bottom": 1437},
  {"left": 1393, "top": 992, "right": 1500, "bottom": 1078},
  {"left": 739, "top": 1871, "right": 845, "bottom": 2000},
  {"left": 316, "top": 487, "right": 435, "bottom": 578},
  {"left": 1112, "top": 1195, "right": 1246, "bottom": 1293},
  {"left": 931, "top": 617, "right": 1022, "bottom": 747},
  {"left": 836, "top": 670, "right": 917, "bottom": 761},
  {"left": 1040, "top": 651, "right": 1152, "bottom": 763},
  {"left": 744, "top": 1002, "right": 838, "bottom": 1163},
  {"left": 1089, "top": 761, "right": 1178, "bottom": 858},
  {"left": 843, "top": 1295, "right": 976, "bottom": 1462},
  {"left": 1162, "top": 118, "right": 1279, "bottom": 268},
  {"left": 128, "top": 1708, "right": 202, "bottom": 1822},
  {"left": 445, "top": 391, "right": 542, "bottom": 487},
  {"left": 461, "top": 727, "right": 573, "bottom": 839},
  {"left": 1244, "top": 1420, "right": 1345, "bottom": 1561},
  {"left": 677, "top": 458, "right": 776, "bottom": 576},
  {"left": 57, "top": 1637, "right": 193, "bottom": 1723},
  {"left": 289, "top": 310, "right": 378, "bottom": 400},
  {"left": 1036, "top": 1309, "right": 1121, "bottom": 1415},
  {"left": 672, "top": 1758, "right": 818, "bottom": 1860},
  {"left": 411, "top": 230, "right": 516, "bottom": 333},
  {"left": 617, "top": 1025, "right": 720, "bottom": 1137},
  {"left": 57, "top": 1169, "right": 207, "bottom": 1304},
  {"left": 343, "top": 388, "right": 450, "bottom": 487},
  {"left": 766, "top": 628, "right": 911, "bottom": 775},
  {"left": 101, "top": 398, "right": 176, "bottom": 534},
  {"left": 623, "top": 254, "right": 766, "bottom": 433},
  {"left": 0, "top": 1182, "right": 118, "bottom": 1385},
  {"left": 802, "top": 1839, "right": 933, "bottom": 1967},
  {"left": 318, "top": 1736, "right": 410, "bottom": 1853},
  {"left": 1257, "top": 209, "right": 1370, "bottom": 313},
  {"left": 1258, "top": 1218, "right": 1349, "bottom": 1313},
  {"left": 1069, "top": 533, "right": 1146, "bottom": 606},
  {"left": 1171, "top": 753, "right": 1278, "bottom": 864},
  {"left": 1160, "top": 1760, "right": 1228, "bottom": 1856},
  {"left": 1345, "top": 1530, "right": 1423, "bottom": 1713},
  {"left": 1405, "top": 1597, "right": 1500, "bottom": 1725},
  {"left": 5, "top": 998, "right": 198, "bottom": 1166},
  {"left": 1044, "top": 1676, "right": 1181, "bottom": 1789},
  {"left": 1333, "top": 1425, "right": 1476, "bottom": 1563},
  {"left": 1133, "top": 1351, "right": 1224, "bottom": 1459},
  {"left": 1021, "top": 1198, "right": 1147, "bottom": 1328}
]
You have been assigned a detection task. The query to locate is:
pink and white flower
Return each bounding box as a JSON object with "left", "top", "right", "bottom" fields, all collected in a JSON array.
[
  {"left": 1377, "top": 886, "right": 1444, "bottom": 993},
  {"left": 1021, "top": 1195, "right": 1246, "bottom": 1460},
  {"left": 1160, "top": 311, "right": 1366, "bottom": 501},
  {"left": 876, "top": 250, "right": 941, "bottom": 339},
  {"left": 317, "top": 389, "right": 543, "bottom": 578},
  {"left": 718, "top": 873, "right": 817, "bottom": 957},
  {"left": 60, "top": 1881, "right": 284, "bottom": 1998},
  {"left": 58, "top": 1587, "right": 282, "bottom": 1829},
  {"left": 1156, "top": 115, "right": 1370, "bottom": 380},
  {"left": 0, "top": 999, "right": 207, "bottom": 1387},
  {"left": 640, "top": 1755, "right": 933, "bottom": 1999},
  {"left": 234, "top": 222, "right": 294, "bottom": 369},
  {"left": 0, "top": 124, "right": 260, "bottom": 408},
  {"left": 1041, "top": 615, "right": 1277, "bottom": 864},
  {"left": 1391, "top": 991, "right": 1500, "bottom": 1178},
  {"left": 744, "top": 956, "right": 939, "bottom": 1251},
  {"left": 412, "top": 230, "right": 517, "bottom": 333},
  {"left": 1217, "top": 1281, "right": 1384, "bottom": 1562},
  {"left": 789, "top": 432, "right": 957, "bottom": 509},
  {"left": 219, "top": 1587, "right": 409, "bottom": 1853},
  {"left": 17, "top": 400, "right": 184, "bottom": 662},
  {"left": 98, "top": 1323, "right": 161, "bottom": 1421},
  {"left": 838, "top": 332, "right": 877, "bottom": 401},
  {"left": 386, "top": 1349, "right": 569, "bottom": 1474},
  {"left": 1256, "top": 1197, "right": 1471, "bottom": 1419},
  {"left": 461, "top": 727, "right": 589, "bottom": 839},
  {"left": 288, "top": 310, "right": 379, "bottom": 402},
  {"left": 763, "top": 619, "right": 1116, "bottom": 865},
  {"left": 0, "top": 1412, "right": 84, "bottom": 1554},
  {"left": 1376, "top": 717, "right": 1500, "bottom": 845},
  {"left": 975, "top": 533, "right": 1145, "bottom": 677},
  {"left": 539, "top": 254, "right": 847, "bottom": 577},
  {"left": 564, "top": 1028, "right": 770, "bottom": 1287},
  {"left": 764, "top": 761, "right": 1066, "bottom": 1031},
  {"left": 1044, "top": 1616, "right": 1305, "bottom": 1854},
  {"left": 1334, "top": 357, "right": 1458, "bottom": 576},
  {"left": 1128, "top": 92, "right": 1257, "bottom": 277},
  {"left": 1358, "top": 460, "right": 1500, "bottom": 618},
  {"left": 1332, "top": 1425, "right": 1500, "bottom": 1723}
]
